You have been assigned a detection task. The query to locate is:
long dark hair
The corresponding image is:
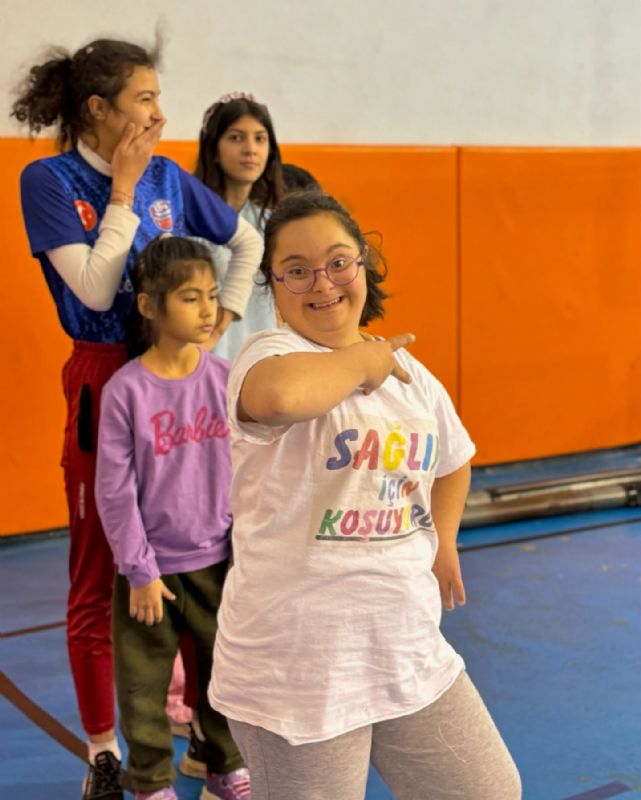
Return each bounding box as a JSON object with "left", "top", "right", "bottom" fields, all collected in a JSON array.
[
  {"left": 11, "top": 37, "right": 161, "bottom": 150},
  {"left": 260, "top": 192, "right": 389, "bottom": 326},
  {"left": 127, "top": 236, "right": 217, "bottom": 358},
  {"left": 194, "top": 97, "right": 284, "bottom": 223}
]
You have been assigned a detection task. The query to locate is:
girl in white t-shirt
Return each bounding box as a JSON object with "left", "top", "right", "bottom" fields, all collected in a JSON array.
[{"left": 208, "top": 192, "right": 522, "bottom": 800}]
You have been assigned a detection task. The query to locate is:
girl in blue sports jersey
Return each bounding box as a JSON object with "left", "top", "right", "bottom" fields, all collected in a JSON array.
[{"left": 12, "top": 37, "right": 262, "bottom": 800}]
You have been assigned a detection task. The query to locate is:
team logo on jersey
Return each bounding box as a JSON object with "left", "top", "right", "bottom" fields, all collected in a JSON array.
[
  {"left": 74, "top": 200, "right": 97, "bottom": 231},
  {"left": 149, "top": 199, "right": 173, "bottom": 231}
]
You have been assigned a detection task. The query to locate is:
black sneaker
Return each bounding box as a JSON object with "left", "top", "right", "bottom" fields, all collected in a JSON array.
[
  {"left": 178, "top": 723, "right": 207, "bottom": 779},
  {"left": 82, "top": 751, "right": 124, "bottom": 800}
]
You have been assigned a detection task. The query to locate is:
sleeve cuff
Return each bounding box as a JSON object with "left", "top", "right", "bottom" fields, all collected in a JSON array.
[{"left": 121, "top": 560, "right": 161, "bottom": 589}]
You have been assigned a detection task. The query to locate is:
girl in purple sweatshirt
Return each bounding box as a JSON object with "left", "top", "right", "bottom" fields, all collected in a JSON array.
[{"left": 96, "top": 236, "right": 251, "bottom": 800}]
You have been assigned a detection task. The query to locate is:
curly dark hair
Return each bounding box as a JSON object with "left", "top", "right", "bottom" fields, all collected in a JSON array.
[
  {"left": 260, "top": 191, "right": 389, "bottom": 326},
  {"left": 11, "top": 37, "right": 161, "bottom": 150},
  {"left": 127, "top": 236, "right": 216, "bottom": 357},
  {"left": 194, "top": 97, "right": 284, "bottom": 224}
]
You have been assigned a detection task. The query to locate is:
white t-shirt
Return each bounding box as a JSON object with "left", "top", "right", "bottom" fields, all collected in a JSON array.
[{"left": 208, "top": 326, "right": 476, "bottom": 745}]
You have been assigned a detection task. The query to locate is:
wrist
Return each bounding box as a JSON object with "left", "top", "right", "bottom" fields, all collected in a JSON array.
[
  {"left": 110, "top": 188, "right": 134, "bottom": 210},
  {"left": 435, "top": 532, "right": 459, "bottom": 550},
  {"left": 217, "top": 307, "right": 236, "bottom": 329},
  {"left": 349, "top": 340, "right": 373, "bottom": 385}
]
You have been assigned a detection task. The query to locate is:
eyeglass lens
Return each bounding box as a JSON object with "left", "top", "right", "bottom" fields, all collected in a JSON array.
[{"left": 283, "top": 256, "right": 361, "bottom": 292}]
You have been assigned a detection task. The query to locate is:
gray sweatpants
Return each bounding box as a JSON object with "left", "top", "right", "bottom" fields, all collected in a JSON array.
[{"left": 228, "top": 671, "right": 521, "bottom": 800}]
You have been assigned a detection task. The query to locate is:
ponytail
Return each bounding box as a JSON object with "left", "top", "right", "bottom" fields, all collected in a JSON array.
[
  {"left": 11, "top": 37, "right": 161, "bottom": 150},
  {"left": 11, "top": 48, "right": 74, "bottom": 142}
]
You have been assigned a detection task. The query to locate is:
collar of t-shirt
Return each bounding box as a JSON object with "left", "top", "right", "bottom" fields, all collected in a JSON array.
[{"left": 77, "top": 138, "right": 112, "bottom": 177}]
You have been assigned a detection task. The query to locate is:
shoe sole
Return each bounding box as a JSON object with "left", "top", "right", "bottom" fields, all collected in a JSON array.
[
  {"left": 82, "top": 766, "right": 124, "bottom": 800},
  {"left": 178, "top": 752, "right": 208, "bottom": 779}
]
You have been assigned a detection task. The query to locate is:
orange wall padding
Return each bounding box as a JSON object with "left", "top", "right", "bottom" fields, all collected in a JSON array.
[
  {"left": 459, "top": 148, "right": 641, "bottom": 463},
  {"left": 2, "top": 139, "right": 640, "bottom": 534},
  {"left": 0, "top": 138, "right": 70, "bottom": 538},
  {"left": 1, "top": 139, "right": 458, "bottom": 536},
  {"left": 158, "top": 142, "right": 461, "bottom": 390}
]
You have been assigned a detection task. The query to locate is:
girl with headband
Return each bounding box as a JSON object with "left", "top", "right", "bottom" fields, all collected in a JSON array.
[{"left": 194, "top": 91, "right": 285, "bottom": 361}]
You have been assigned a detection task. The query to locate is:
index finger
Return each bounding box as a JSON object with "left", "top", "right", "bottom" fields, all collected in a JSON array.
[
  {"left": 387, "top": 333, "right": 415, "bottom": 351},
  {"left": 391, "top": 359, "right": 412, "bottom": 385}
]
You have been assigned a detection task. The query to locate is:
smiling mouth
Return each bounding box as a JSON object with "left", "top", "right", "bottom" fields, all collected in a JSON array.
[{"left": 309, "top": 297, "right": 343, "bottom": 310}]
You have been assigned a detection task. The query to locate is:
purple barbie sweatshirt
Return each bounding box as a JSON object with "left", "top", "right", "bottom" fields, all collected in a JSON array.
[{"left": 96, "top": 351, "right": 232, "bottom": 588}]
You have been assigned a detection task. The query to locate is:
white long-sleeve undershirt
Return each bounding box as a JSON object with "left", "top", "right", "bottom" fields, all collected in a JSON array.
[
  {"left": 46, "top": 208, "right": 261, "bottom": 317},
  {"left": 47, "top": 203, "right": 140, "bottom": 312},
  {"left": 216, "top": 217, "right": 264, "bottom": 319}
]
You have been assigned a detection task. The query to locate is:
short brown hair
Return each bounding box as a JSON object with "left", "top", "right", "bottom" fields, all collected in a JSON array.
[{"left": 260, "top": 191, "right": 389, "bottom": 326}]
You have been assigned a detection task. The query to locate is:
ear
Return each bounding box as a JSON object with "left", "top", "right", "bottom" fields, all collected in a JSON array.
[
  {"left": 87, "top": 94, "right": 109, "bottom": 121},
  {"left": 137, "top": 292, "right": 156, "bottom": 321}
]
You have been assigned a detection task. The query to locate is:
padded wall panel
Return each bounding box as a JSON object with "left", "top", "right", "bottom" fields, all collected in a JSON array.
[
  {"left": 459, "top": 148, "right": 641, "bottom": 464},
  {"left": 2, "top": 140, "right": 459, "bottom": 534},
  {"left": 0, "top": 138, "right": 69, "bottom": 536}
]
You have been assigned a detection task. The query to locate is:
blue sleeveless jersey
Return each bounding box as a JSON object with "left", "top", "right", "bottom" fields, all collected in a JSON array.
[{"left": 21, "top": 149, "right": 237, "bottom": 343}]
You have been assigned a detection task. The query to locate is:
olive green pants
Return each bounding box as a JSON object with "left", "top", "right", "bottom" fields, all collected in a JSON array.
[{"left": 112, "top": 561, "right": 243, "bottom": 792}]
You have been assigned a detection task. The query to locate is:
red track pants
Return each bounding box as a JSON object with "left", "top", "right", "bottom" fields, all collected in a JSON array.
[{"left": 62, "top": 341, "right": 127, "bottom": 736}]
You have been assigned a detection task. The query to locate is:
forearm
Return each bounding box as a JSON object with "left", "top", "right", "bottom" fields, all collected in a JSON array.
[
  {"left": 96, "top": 483, "right": 160, "bottom": 586},
  {"left": 114, "top": 540, "right": 161, "bottom": 588},
  {"left": 217, "top": 217, "right": 264, "bottom": 319},
  {"left": 95, "top": 399, "right": 159, "bottom": 586},
  {"left": 241, "top": 348, "right": 367, "bottom": 425},
  {"left": 430, "top": 462, "right": 472, "bottom": 548},
  {"left": 47, "top": 204, "right": 140, "bottom": 311}
]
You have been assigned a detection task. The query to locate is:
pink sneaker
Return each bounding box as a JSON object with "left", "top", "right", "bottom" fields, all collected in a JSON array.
[
  {"left": 200, "top": 767, "right": 252, "bottom": 800},
  {"left": 165, "top": 653, "right": 193, "bottom": 737},
  {"left": 134, "top": 788, "right": 177, "bottom": 800}
]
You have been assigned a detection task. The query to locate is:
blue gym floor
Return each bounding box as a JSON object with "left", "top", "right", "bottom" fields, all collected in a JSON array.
[{"left": 2, "top": 451, "right": 641, "bottom": 799}]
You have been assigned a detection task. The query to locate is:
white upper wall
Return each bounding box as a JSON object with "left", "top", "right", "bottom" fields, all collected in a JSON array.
[{"left": 2, "top": 0, "right": 640, "bottom": 145}]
